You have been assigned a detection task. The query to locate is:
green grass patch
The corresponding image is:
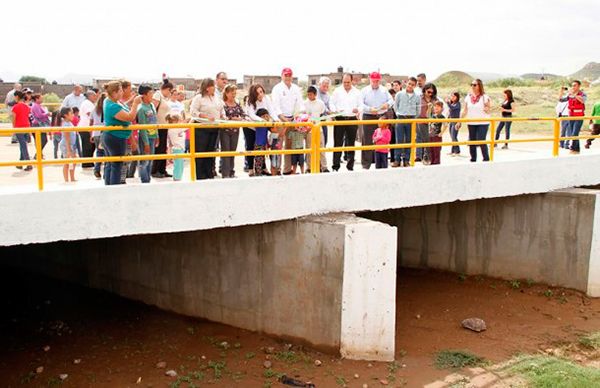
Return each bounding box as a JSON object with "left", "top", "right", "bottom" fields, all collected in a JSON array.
[
  {"left": 505, "top": 355, "right": 600, "bottom": 387},
  {"left": 579, "top": 332, "right": 600, "bottom": 350},
  {"left": 435, "top": 350, "right": 486, "bottom": 370}
]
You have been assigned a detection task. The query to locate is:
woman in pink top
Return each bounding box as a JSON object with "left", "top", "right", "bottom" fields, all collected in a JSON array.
[{"left": 373, "top": 122, "right": 392, "bottom": 169}]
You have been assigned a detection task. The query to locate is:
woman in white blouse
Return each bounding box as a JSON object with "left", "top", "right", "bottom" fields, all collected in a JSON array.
[
  {"left": 458, "top": 79, "right": 491, "bottom": 162},
  {"left": 190, "top": 78, "right": 225, "bottom": 179}
]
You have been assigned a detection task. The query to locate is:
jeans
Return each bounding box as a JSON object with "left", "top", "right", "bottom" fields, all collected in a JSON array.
[
  {"left": 375, "top": 152, "right": 388, "bottom": 169},
  {"left": 394, "top": 122, "right": 412, "bottom": 162},
  {"left": 194, "top": 128, "right": 219, "bottom": 180},
  {"left": 75, "top": 133, "right": 83, "bottom": 161},
  {"left": 416, "top": 124, "right": 430, "bottom": 161},
  {"left": 243, "top": 127, "right": 256, "bottom": 170},
  {"left": 138, "top": 138, "right": 155, "bottom": 183},
  {"left": 495, "top": 121, "right": 512, "bottom": 143},
  {"left": 560, "top": 120, "right": 570, "bottom": 149},
  {"left": 333, "top": 118, "right": 357, "bottom": 171},
  {"left": 322, "top": 125, "right": 328, "bottom": 147},
  {"left": 566, "top": 119, "right": 584, "bottom": 152},
  {"left": 468, "top": 124, "right": 490, "bottom": 162},
  {"left": 53, "top": 133, "right": 62, "bottom": 159},
  {"left": 93, "top": 135, "right": 106, "bottom": 175},
  {"left": 449, "top": 122, "right": 460, "bottom": 154},
  {"left": 16, "top": 133, "right": 30, "bottom": 161},
  {"left": 102, "top": 132, "right": 128, "bottom": 185},
  {"left": 219, "top": 129, "right": 239, "bottom": 178},
  {"left": 172, "top": 147, "right": 184, "bottom": 180}
]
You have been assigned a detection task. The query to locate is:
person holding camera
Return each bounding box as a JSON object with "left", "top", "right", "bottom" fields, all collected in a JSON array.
[{"left": 560, "top": 80, "right": 587, "bottom": 154}]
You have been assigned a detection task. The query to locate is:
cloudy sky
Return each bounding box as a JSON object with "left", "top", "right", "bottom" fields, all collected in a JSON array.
[{"left": 1, "top": 0, "right": 597, "bottom": 83}]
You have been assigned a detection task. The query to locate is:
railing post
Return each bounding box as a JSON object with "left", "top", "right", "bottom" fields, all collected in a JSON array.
[
  {"left": 553, "top": 119, "right": 560, "bottom": 157},
  {"left": 489, "top": 119, "right": 496, "bottom": 162},
  {"left": 311, "top": 123, "right": 321, "bottom": 174},
  {"left": 35, "top": 129, "right": 44, "bottom": 191},
  {"left": 409, "top": 121, "right": 417, "bottom": 166},
  {"left": 189, "top": 124, "right": 197, "bottom": 181}
]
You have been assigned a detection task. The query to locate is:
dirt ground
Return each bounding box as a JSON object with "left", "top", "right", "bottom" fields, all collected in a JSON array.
[{"left": 1, "top": 266, "right": 599, "bottom": 388}]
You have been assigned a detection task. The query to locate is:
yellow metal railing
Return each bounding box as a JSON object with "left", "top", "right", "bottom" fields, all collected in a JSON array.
[{"left": 1, "top": 116, "right": 599, "bottom": 191}]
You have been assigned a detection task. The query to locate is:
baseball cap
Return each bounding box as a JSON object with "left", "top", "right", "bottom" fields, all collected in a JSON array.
[
  {"left": 282, "top": 68, "right": 293, "bottom": 76},
  {"left": 369, "top": 72, "right": 382, "bottom": 80}
]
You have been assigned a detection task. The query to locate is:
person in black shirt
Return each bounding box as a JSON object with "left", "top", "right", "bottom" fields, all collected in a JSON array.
[{"left": 495, "top": 89, "right": 515, "bottom": 149}]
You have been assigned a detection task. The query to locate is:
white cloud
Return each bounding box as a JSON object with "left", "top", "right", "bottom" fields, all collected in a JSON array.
[{"left": 1, "top": 0, "right": 598, "bottom": 82}]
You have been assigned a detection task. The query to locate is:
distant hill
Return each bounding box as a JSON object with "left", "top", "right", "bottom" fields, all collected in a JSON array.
[
  {"left": 570, "top": 62, "right": 600, "bottom": 81},
  {"left": 434, "top": 71, "right": 473, "bottom": 87},
  {"left": 521, "top": 73, "right": 561, "bottom": 80}
]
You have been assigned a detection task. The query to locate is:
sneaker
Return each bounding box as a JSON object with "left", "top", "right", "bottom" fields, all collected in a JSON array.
[
  {"left": 152, "top": 172, "right": 165, "bottom": 178},
  {"left": 391, "top": 161, "right": 400, "bottom": 168},
  {"left": 570, "top": 150, "right": 580, "bottom": 154},
  {"left": 94, "top": 171, "right": 101, "bottom": 179},
  {"left": 24, "top": 166, "right": 33, "bottom": 171},
  {"left": 422, "top": 159, "right": 431, "bottom": 166},
  {"left": 415, "top": 158, "right": 422, "bottom": 162},
  {"left": 164, "top": 172, "right": 173, "bottom": 178},
  {"left": 321, "top": 168, "right": 330, "bottom": 173},
  {"left": 402, "top": 160, "right": 409, "bottom": 167},
  {"left": 16, "top": 165, "right": 23, "bottom": 170},
  {"left": 585, "top": 143, "right": 591, "bottom": 149},
  {"left": 501, "top": 145, "right": 508, "bottom": 150}
]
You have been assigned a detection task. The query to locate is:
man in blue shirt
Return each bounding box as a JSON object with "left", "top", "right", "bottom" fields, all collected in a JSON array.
[
  {"left": 360, "top": 72, "right": 393, "bottom": 169},
  {"left": 392, "top": 77, "right": 420, "bottom": 167}
]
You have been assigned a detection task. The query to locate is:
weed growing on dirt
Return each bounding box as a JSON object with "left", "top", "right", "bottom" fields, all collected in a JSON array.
[
  {"left": 543, "top": 289, "right": 554, "bottom": 298},
  {"left": 509, "top": 280, "right": 521, "bottom": 289},
  {"left": 505, "top": 355, "right": 600, "bottom": 387},
  {"left": 526, "top": 278, "right": 535, "bottom": 287},
  {"left": 274, "top": 350, "right": 300, "bottom": 363},
  {"left": 335, "top": 375, "right": 348, "bottom": 386},
  {"left": 19, "top": 371, "right": 35, "bottom": 384},
  {"left": 245, "top": 352, "right": 256, "bottom": 359},
  {"left": 435, "top": 350, "right": 486, "bottom": 370},
  {"left": 579, "top": 332, "right": 600, "bottom": 350},
  {"left": 208, "top": 360, "right": 226, "bottom": 379},
  {"left": 458, "top": 274, "right": 467, "bottom": 282},
  {"left": 263, "top": 368, "right": 283, "bottom": 379}
]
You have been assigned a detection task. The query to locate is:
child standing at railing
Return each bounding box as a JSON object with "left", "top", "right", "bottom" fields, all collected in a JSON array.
[
  {"left": 254, "top": 108, "right": 273, "bottom": 176},
  {"left": 166, "top": 113, "right": 186, "bottom": 181},
  {"left": 57, "top": 107, "right": 78, "bottom": 182},
  {"left": 288, "top": 114, "right": 308, "bottom": 174},
  {"left": 428, "top": 101, "right": 446, "bottom": 165},
  {"left": 136, "top": 85, "right": 158, "bottom": 183},
  {"left": 372, "top": 122, "right": 392, "bottom": 169}
]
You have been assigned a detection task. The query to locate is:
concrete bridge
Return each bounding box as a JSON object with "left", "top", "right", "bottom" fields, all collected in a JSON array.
[{"left": 2, "top": 152, "right": 600, "bottom": 362}]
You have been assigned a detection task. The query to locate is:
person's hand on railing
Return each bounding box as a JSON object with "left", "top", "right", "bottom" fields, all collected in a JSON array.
[{"left": 456, "top": 123, "right": 462, "bottom": 130}]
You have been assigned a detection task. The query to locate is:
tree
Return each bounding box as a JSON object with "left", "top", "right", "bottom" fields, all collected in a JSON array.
[{"left": 19, "top": 75, "right": 48, "bottom": 84}]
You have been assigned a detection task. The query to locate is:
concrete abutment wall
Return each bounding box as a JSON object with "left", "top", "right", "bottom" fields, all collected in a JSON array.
[
  {"left": 0, "top": 214, "right": 397, "bottom": 361},
  {"left": 361, "top": 188, "right": 600, "bottom": 296}
]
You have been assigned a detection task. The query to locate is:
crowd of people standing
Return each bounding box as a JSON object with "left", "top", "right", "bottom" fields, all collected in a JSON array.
[{"left": 4, "top": 70, "right": 599, "bottom": 185}]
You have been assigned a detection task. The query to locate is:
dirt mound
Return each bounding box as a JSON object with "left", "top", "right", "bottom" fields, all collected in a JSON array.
[
  {"left": 434, "top": 71, "right": 473, "bottom": 87},
  {"left": 571, "top": 62, "right": 600, "bottom": 81}
]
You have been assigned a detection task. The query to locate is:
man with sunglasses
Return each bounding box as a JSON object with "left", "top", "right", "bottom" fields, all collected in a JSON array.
[
  {"left": 215, "top": 72, "right": 228, "bottom": 99},
  {"left": 360, "top": 72, "right": 394, "bottom": 169}
]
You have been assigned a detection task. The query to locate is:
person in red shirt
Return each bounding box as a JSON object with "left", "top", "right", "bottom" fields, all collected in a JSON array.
[{"left": 11, "top": 91, "right": 32, "bottom": 170}]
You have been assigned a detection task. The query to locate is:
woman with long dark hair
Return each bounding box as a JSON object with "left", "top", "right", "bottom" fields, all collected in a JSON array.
[
  {"left": 244, "top": 84, "right": 277, "bottom": 176},
  {"left": 495, "top": 89, "right": 515, "bottom": 149},
  {"left": 190, "top": 78, "right": 225, "bottom": 180},
  {"left": 446, "top": 92, "right": 461, "bottom": 156},
  {"left": 416, "top": 83, "right": 437, "bottom": 163},
  {"left": 459, "top": 79, "right": 491, "bottom": 162}
]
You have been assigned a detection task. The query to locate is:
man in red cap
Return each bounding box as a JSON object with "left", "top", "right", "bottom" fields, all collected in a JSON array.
[
  {"left": 271, "top": 67, "right": 304, "bottom": 174},
  {"left": 360, "top": 72, "right": 393, "bottom": 169}
]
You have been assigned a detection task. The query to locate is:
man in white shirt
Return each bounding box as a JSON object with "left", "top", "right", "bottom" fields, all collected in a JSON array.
[
  {"left": 330, "top": 74, "right": 362, "bottom": 171},
  {"left": 215, "top": 72, "right": 228, "bottom": 100},
  {"left": 78, "top": 90, "right": 97, "bottom": 167},
  {"left": 5, "top": 83, "right": 22, "bottom": 143},
  {"left": 271, "top": 67, "right": 304, "bottom": 175},
  {"left": 360, "top": 72, "right": 393, "bottom": 169},
  {"left": 414, "top": 73, "right": 426, "bottom": 96},
  {"left": 317, "top": 77, "right": 332, "bottom": 146},
  {"left": 61, "top": 85, "right": 85, "bottom": 109}
]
